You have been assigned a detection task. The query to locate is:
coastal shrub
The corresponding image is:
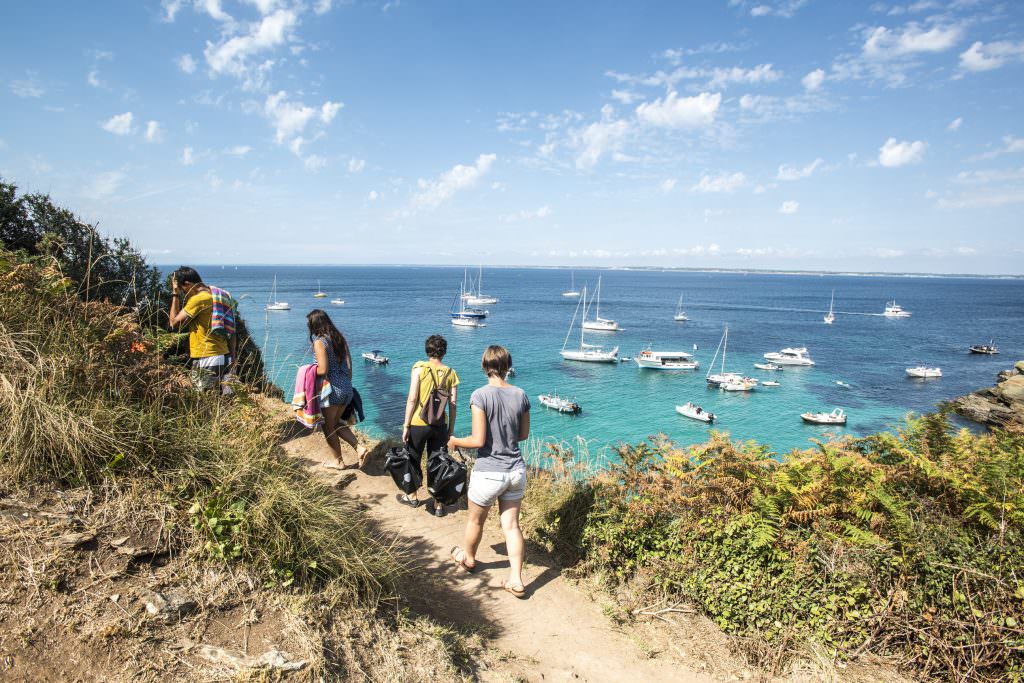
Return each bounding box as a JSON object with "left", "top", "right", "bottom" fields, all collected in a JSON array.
[{"left": 540, "top": 425, "right": 1024, "bottom": 680}]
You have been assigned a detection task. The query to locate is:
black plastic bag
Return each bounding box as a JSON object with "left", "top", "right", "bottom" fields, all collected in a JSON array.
[
  {"left": 426, "top": 448, "right": 467, "bottom": 506},
  {"left": 385, "top": 445, "right": 422, "bottom": 495}
]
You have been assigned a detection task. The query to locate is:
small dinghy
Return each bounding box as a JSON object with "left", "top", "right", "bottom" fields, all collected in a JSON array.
[
  {"left": 754, "top": 362, "right": 782, "bottom": 371},
  {"left": 762, "top": 380, "right": 781, "bottom": 387},
  {"left": 906, "top": 366, "right": 942, "bottom": 378},
  {"left": 801, "top": 408, "right": 847, "bottom": 425},
  {"left": 538, "top": 394, "right": 581, "bottom": 414},
  {"left": 835, "top": 380, "right": 851, "bottom": 388},
  {"left": 676, "top": 402, "right": 715, "bottom": 423},
  {"left": 362, "top": 350, "right": 389, "bottom": 365}
]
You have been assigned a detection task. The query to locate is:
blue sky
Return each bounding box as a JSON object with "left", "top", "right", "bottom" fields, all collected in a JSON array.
[{"left": 1, "top": 0, "right": 1023, "bottom": 273}]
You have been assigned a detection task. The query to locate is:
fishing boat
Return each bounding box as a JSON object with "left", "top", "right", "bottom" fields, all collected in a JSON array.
[
  {"left": 705, "top": 326, "right": 752, "bottom": 386},
  {"left": 330, "top": 298, "right": 345, "bottom": 305},
  {"left": 266, "top": 275, "right": 290, "bottom": 311},
  {"left": 634, "top": 348, "right": 699, "bottom": 370},
  {"left": 824, "top": 290, "right": 835, "bottom": 325},
  {"left": 582, "top": 276, "right": 622, "bottom": 331},
  {"left": 969, "top": 342, "right": 999, "bottom": 355},
  {"left": 450, "top": 284, "right": 488, "bottom": 319},
  {"left": 762, "top": 380, "right": 781, "bottom": 387},
  {"left": 801, "top": 408, "right": 847, "bottom": 425},
  {"left": 763, "top": 347, "right": 815, "bottom": 366},
  {"left": 313, "top": 279, "right": 328, "bottom": 298},
  {"left": 466, "top": 265, "right": 499, "bottom": 305},
  {"left": 754, "top": 362, "right": 782, "bottom": 371},
  {"left": 362, "top": 350, "right": 389, "bottom": 365},
  {"left": 538, "top": 394, "right": 581, "bottom": 414},
  {"left": 561, "top": 272, "right": 581, "bottom": 298},
  {"left": 883, "top": 300, "right": 912, "bottom": 318},
  {"left": 673, "top": 294, "right": 689, "bottom": 322},
  {"left": 676, "top": 402, "right": 715, "bottom": 423},
  {"left": 560, "top": 287, "right": 619, "bottom": 363},
  {"left": 906, "top": 366, "right": 942, "bottom": 378}
]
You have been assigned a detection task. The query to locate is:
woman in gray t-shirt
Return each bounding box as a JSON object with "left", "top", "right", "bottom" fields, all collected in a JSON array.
[{"left": 448, "top": 345, "right": 531, "bottom": 598}]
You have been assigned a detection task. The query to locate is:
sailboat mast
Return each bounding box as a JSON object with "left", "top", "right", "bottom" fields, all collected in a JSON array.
[
  {"left": 721, "top": 326, "right": 729, "bottom": 374},
  {"left": 580, "top": 287, "right": 586, "bottom": 348},
  {"left": 594, "top": 276, "right": 601, "bottom": 319},
  {"left": 706, "top": 327, "right": 725, "bottom": 379}
]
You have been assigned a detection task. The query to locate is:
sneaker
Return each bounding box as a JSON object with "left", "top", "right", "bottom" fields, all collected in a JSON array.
[{"left": 429, "top": 501, "right": 446, "bottom": 518}]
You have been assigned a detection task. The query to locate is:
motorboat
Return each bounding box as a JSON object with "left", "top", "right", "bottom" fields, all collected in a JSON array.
[
  {"left": 313, "top": 279, "right": 328, "bottom": 298},
  {"left": 560, "top": 286, "right": 619, "bottom": 363},
  {"left": 761, "top": 380, "right": 781, "bottom": 387},
  {"left": 582, "top": 276, "right": 622, "bottom": 331},
  {"left": 330, "top": 298, "right": 345, "bottom": 305},
  {"left": 673, "top": 293, "right": 689, "bottom": 322},
  {"left": 466, "top": 265, "right": 499, "bottom": 305},
  {"left": 362, "top": 350, "right": 389, "bottom": 365},
  {"left": 452, "top": 316, "right": 486, "bottom": 328},
  {"left": 824, "top": 290, "right": 835, "bottom": 325},
  {"left": 561, "top": 272, "right": 581, "bottom": 298},
  {"left": 883, "top": 300, "right": 912, "bottom": 318},
  {"left": 801, "top": 408, "right": 847, "bottom": 425},
  {"left": 634, "top": 348, "right": 699, "bottom": 370},
  {"left": 722, "top": 379, "right": 757, "bottom": 392},
  {"left": 705, "top": 326, "right": 756, "bottom": 386},
  {"left": 836, "top": 380, "right": 851, "bottom": 388},
  {"left": 538, "top": 394, "right": 581, "bottom": 414},
  {"left": 676, "top": 402, "right": 715, "bottom": 423},
  {"left": 763, "top": 347, "right": 815, "bottom": 366},
  {"left": 754, "top": 362, "right": 782, "bottom": 371},
  {"left": 266, "top": 275, "right": 290, "bottom": 311},
  {"left": 969, "top": 342, "right": 999, "bottom": 355},
  {"left": 906, "top": 366, "right": 942, "bottom": 378},
  {"left": 506, "top": 368, "right": 516, "bottom": 377}
]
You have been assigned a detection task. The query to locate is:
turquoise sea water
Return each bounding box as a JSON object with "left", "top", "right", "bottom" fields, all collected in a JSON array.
[{"left": 185, "top": 266, "right": 1023, "bottom": 460}]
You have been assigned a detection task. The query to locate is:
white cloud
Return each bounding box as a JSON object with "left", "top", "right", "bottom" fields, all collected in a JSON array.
[
  {"left": 959, "top": 40, "right": 1024, "bottom": 73},
  {"left": 226, "top": 145, "right": 251, "bottom": 156},
  {"left": 610, "top": 89, "right": 640, "bottom": 104},
  {"left": 777, "top": 158, "right": 823, "bottom": 181},
  {"left": 938, "top": 189, "right": 1024, "bottom": 209},
  {"left": 161, "top": 0, "right": 186, "bottom": 22},
  {"left": 29, "top": 155, "right": 52, "bottom": 174},
  {"left": 503, "top": 205, "right": 552, "bottom": 223},
  {"left": 691, "top": 172, "right": 746, "bottom": 193},
  {"left": 413, "top": 153, "right": 496, "bottom": 209},
  {"left": 145, "top": 120, "right": 162, "bottom": 143},
  {"left": 869, "top": 247, "right": 905, "bottom": 258},
  {"left": 304, "top": 155, "right": 327, "bottom": 171},
  {"left": 744, "top": 0, "right": 807, "bottom": 18},
  {"left": 314, "top": 0, "right": 333, "bottom": 14},
  {"left": 348, "top": 158, "right": 366, "bottom": 173},
  {"left": 635, "top": 91, "right": 721, "bottom": 129},
  {"left": 320, "top": 101, "right": 343, "bottom": 124},
  {"left": 84, "top": 171, "right": 124, "bottom": 199},
  {"left": 181, "top": 146, "right": 195, "bottom": 166},
  {"left": 178, "top": 54, "right": 197, "bottom": 74},
  {"left": 751, "top": 5, "right": 771, "bottom": 16},
  {"left": 954, "top": 167, "right": 1024, "bottom": 185},
  {"left": 367, "top": 190, "right": 379, "bottom": 201},
  {"left": 102, "top": 112, "right": 134, "bottom": 136},
  {"left": 206, "top": 171, "right": 223, "bottom": 191},
  {"left": 204, "top": 9, "right": 297, "bottom": 87},
  {"left": 660, "top": 178, "right": 677, "bottom": 194},
  {"left": 87, "top": 69, "right": 102, "bottom": 88},
  {"left": 707, "top": 64, "right": 780, "bottom": 88},
  {"left": 972, "top": 135, "right": 1024, "bottom": 161},
  {"left": 779, "top": 200, "right": 800, "bottom": 214},
  {"left": 673, "top": 243, "right": 722, "bottom": 256},
  {"left": 10, "top": 72, "right": 44, "bottom": 99},
  {"left": 243, "top": 0, "right": 281, "bottom": 14},
  {"left": 878, "top": 137, "right": 927, "bottom": 167},
  {"left": 801, "top": 68, "right": 825, "bottom": 91},
  {"left": 263, "top": 91, "right": 343, "bottom": 147},
  {"left": 573, "top": 110, "right": 631, "bottom": 169},
  {"left": 863, "top": 23, "right": 963, "bottom": 59},
  {"left": 947, "top": 116, "right": 963, "bottom": 132},
  {"left": 197, "top": 0, "right": 232, "bottom": 22}
]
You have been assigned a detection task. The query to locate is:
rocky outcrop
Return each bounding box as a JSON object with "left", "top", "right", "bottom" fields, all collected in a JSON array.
[{"left": 953, "top": 361, "right": 1024, "bottom": 430}]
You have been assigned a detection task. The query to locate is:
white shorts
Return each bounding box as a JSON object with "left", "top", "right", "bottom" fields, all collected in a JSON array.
[{"left": 468, "top": 468, "right": 527, "bottom": 507}]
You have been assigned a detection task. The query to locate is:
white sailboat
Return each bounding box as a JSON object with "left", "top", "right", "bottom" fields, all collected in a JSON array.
[
  {"left": 560, "top": 287, "right": 619, "bottom": 363},
  {"left": 705, "top": 326, "right": 757, "bottom": 389},
  {"left": 466, "top": 265, "right": 499, "bottom": 305},
  {"left": 313, "top": 279, "right": 327, "bottom": 298},
  {"left": 266, "top": 275, "right": 290, "bottom": 311},
  {"left": 561, "top": 272, "right": 581, "bottom": 298},
  {"left": 824, "top": 290, "right": 835, "bottom": 325},
  {"left": 582, "top": 275, "right": 621, "bottom": 331},
  {"left": 451, "top": 284, "right": 487, "bottom": 327},
  {"left": 674, "top": 293, "right": 689, "bottom": 321}
]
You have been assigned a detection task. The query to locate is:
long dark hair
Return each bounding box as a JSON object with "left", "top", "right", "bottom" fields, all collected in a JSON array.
[{"left": 307, "top": 309, "right": 349, "bottom": 363}]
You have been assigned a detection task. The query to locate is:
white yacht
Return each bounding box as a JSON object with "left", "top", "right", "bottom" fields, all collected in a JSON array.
[
  {"left": 906, "top": 366, "right": 942, "bottom": 378},
  {"left": 582, "top": 276, "right": 622, "bottom": 331},
  {"left": 634, "top": 348, "right": 698, "bottom": 370},
  {"left": 705, "top": 326, "right": 757, "bottom": 387},
  {"left": 722, "top": 379, "right": 757, "bottom": 392},
  {"left": 466, "top": 265, "right": 499, "bottom": 306},
  {"left": 673, "top": 294, "right": 689, "bottom": 322},
  {"left": 330, "top": 298, "right": 345, "bottom": 305},
  {"left": 560, "top": 287, "right": 619, "bottom": 363},
  {"left": 754, "top": 362, "right": 782, "bottom": 371},
  {"left": 452, "top": 317, "right": 486, "bottom": 328},
  {"left": 824, "top": 290, "right": 835, "bottom": 325},
  {"left": 884, "top": 300, "right": 912, "bottom": 318},
  {"left": 450, "top": 284, "right": 487, "bottom": 320},
  {"left": 266, "top": 275, "right": 290, "bottom": 311},
  {"left": 676, "top": 402, "right": 715, "bottom": 423},
  {"left": 561, "top": 272, "right": 581, "bottom": 298},
  {"left": 763, "top": 347, "right": 815, "bottom": 366},
  {"left": 801, "top": 408, "right": 847, "bottom": 425}
]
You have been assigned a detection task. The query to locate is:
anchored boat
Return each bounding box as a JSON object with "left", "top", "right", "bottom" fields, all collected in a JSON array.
[
  {"left": 266, "top": 275, "right": 290, "bottom": 311},
  {"left": 883, "top": 300, "right": 912, "bottom": 318},
  {"left": 634, "top": 348, "right": 698, "bottom": 370},
  {"left": 763, "top": 347, "right": 815, "bottom": 366},
  {"left": 676, "top": 402, "right": 715, "bottom": 423},
  {"left": 801, "top": 408, "right": 847, "bottom": 425},
  {"left": 673, "top": 293, "right": 689, "bottom": 321},
  {"left": 582, "top": 275, "right": 621, "bottom": 331},
  {"left": 906, "top": 366, "right": 942, "bottom": 378},
  {"left": 539, "top": 394, "right": 581, "bottom": 414},
  {"left": 560, "top": 286, "right": 619, "bottom": 363},
  {"left": 362, "top": 350, "right": 389, "bottom": 365},
  {"left": 969, "top": 342, "right": 999, "bottom": 355}
]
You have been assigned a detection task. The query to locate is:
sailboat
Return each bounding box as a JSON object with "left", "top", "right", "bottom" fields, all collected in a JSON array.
[
  {"left": 582, "top": 275, "right": 621, "bottom": 331},
  {"left": 823, "top": 290, "right": 835, "bottom": 325},
  {"left": 450, "top": 284, "right": 487, "bottom": 326},
  {"left": 266, "top": 275, "right": 290, "bottom": 311},
  {"left": 705, "top": 326, "right": 756, "bottom": 389},
  {"left": 467, "top": 264, "right": 499, "bottom": 305},
  {"left": 674, "top": 293, "right": 689, "bottom": 321},
  {"left": 561, "top": 272, "right": 581, "bottom": 298},
  {"left": 313, "top": 279, "right": 328, "bottom": 298},
  {"left": 560, "top": 287, "right": 619, "bottom": 362}
]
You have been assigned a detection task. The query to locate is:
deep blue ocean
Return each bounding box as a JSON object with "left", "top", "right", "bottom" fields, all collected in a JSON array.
[{"left": 180, "top": 265, "right": 1023, "bottom": 462}]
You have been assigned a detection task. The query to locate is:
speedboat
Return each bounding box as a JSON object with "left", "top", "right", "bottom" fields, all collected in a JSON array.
[
  {"left": 763, "top": 347, "right": 815, "bottom": 366},
  {"left": 801, "top": 408, "right": 847, "bottom": 425},
  {"left": 883, "top": 300, "right": 912, "bottom": 318},
  {"left": 969, "top": 342, "right": 999, "bottom": 355},
  {"left": 676, "top": 402, "right": 715, "bottom": 423},
  {"left": 362, "top": 350, "right": 389, "bottom": 365},
  {"left": 538, "top": 394, "right": 581, "bottom": 414},
  {"left": 762, "top": 380, "right": 781, "bottom": 387},
  {"left": 906, "top": 366, "right": 942, "bottom": 378},
  {"left": 721, "top": 378, "right": 757, "bottom": 392},
  {"left": 634, "top": 348, "right": 699, "bottom": 370},
  {"left": 330, "top": 298, "right": 345, "bottom": 305},
  {"left": 836, "top": 380, "right": 851, "bottom": 388},
  {"left": 452, "top": 316, "right": 486, "bottom": 328},
  {"left": 754, "top": 362, "right": 782, "bottom": 371}
]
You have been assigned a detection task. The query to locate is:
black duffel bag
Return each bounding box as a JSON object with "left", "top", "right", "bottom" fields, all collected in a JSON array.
[
  {"left": 385, "top": 445, "right": 422, "bottom": 495},
  {"left": 426, "top": 448, "right": 467, "bottom": 506}
]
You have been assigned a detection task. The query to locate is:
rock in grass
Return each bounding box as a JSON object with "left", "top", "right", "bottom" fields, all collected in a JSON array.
[
  {"left": 52, "top": 531, "right": 96, "bottom": 549},
  {"left": 142, "top": 589, "right": 198, "bottom": 620},
  {"left": 197, "top": 644, "right": 307, "bottom": 672}
]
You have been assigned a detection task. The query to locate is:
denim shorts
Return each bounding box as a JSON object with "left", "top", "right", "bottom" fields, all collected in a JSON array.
[{"left": 468, "top": 468, "right": 527, "bottom": 507}]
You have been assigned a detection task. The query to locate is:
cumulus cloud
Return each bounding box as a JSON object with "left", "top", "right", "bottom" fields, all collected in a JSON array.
[
  {"left": 314, "top": 0, "right": 333, "bottom": 14},
  {"left": 226, "top": 145, "right": 251, "bottom": 156},
  {"left": 347, "top": 158, "right": 366, "bottom": 173},
  {"left": 779, "top": 200, "right": 800, "bottom": 214},
  {"left": 413, "top": 153, "right": 496, "bottom": 209},
  {"left": 178, "top": 54, "right": 197, "bottom": 74},
  {"left": 572, "top": 108, "right": 631, "bottom": 169},
  {"left": 204, "top": 9, "right": 297, "bottom": 87},
  {"left": 878, "top": 137, "right": 927, "bottom": 167},
  {"left": 303, "top": 155, "right": 327, "bottom": 171},
  {"left": 160, "top": 0, "right": 186, "bottom": 22},
  {"left": 691, "top": 172, "right": 746, "bottom": 193},
  {"left": 959, "top": 40, "right": 1024, "bottom": 73},
  {"left": 181, "top": 146, "right": 195, "bottom": 166},
  {"left": 84, "top": 171, "right": 125, "bottom": 199},
  {"left": 635, "top": 91, "right": 721, "bottom": 129},
  {"left": 947, "top": 116, "right": 963, "bottom": 132},
  {"left": 777, "top": 158, "right": 823, "bottom": 181},
  {"left": 102, "top": 112, "right": 134, "bottom": 136},
  {"left": 145, "top": 120, "right": 162, "bottom": 143},
  {"left": 197, "top": 0, "right": 233, "bottom": 22},
  {"left": 801, "top": 68, "right": 825, "bottom": 91},
  {"left": 263, "top": 91, "right": 343, "bottom": 148},
  {"left": 706, "top": 64, "right": 780, "bottom": 88},
  {"left": 863, "top": 22, "right": 963, "bottom": 59}
]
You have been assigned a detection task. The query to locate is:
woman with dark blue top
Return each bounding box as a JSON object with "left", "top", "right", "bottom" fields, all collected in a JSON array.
[{"left": 307, "top": 309, "right": 368, "bottom": 470}]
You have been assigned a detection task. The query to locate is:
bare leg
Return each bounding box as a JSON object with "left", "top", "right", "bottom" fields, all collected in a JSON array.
[
  {"left": 322, "top": 405, "right": 346, "bottom": 466},
  {"left": 499, "top": 499, "right": 525, "bottom": 588},
  {"left": 335, "top": 424, "right": 368, "bottom": 462},
  {"left": 462, "top": 500, "right": 490, "bottom": 567}
]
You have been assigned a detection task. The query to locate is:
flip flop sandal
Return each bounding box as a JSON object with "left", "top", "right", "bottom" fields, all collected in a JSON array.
[
  {"left": 450, "top": 546, "right": 476, "bottom": 573},
  {"left": 395, "top": 494, "right": 421, "bottom": 508},
  {"left": 322, "top": 461, "right": 347, "bottom": 470},
  {"left": 501, "top": 580, "right": 526, "bottom": 598}
]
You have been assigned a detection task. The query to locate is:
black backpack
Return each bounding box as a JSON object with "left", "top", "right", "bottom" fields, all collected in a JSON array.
[
  {"left": 418, "top": 365, "right": 452, "bottom": 428},
  {"left": 426, "top": 448, "right": 467, "bottom": 506},
  {"left": 385, "top": 445, "right": 422, "bottom": 495}
]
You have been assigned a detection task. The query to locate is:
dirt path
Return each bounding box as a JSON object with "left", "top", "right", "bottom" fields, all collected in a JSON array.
[{"left": 281, "top": 427, "right": 714, "bottom": 683}]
